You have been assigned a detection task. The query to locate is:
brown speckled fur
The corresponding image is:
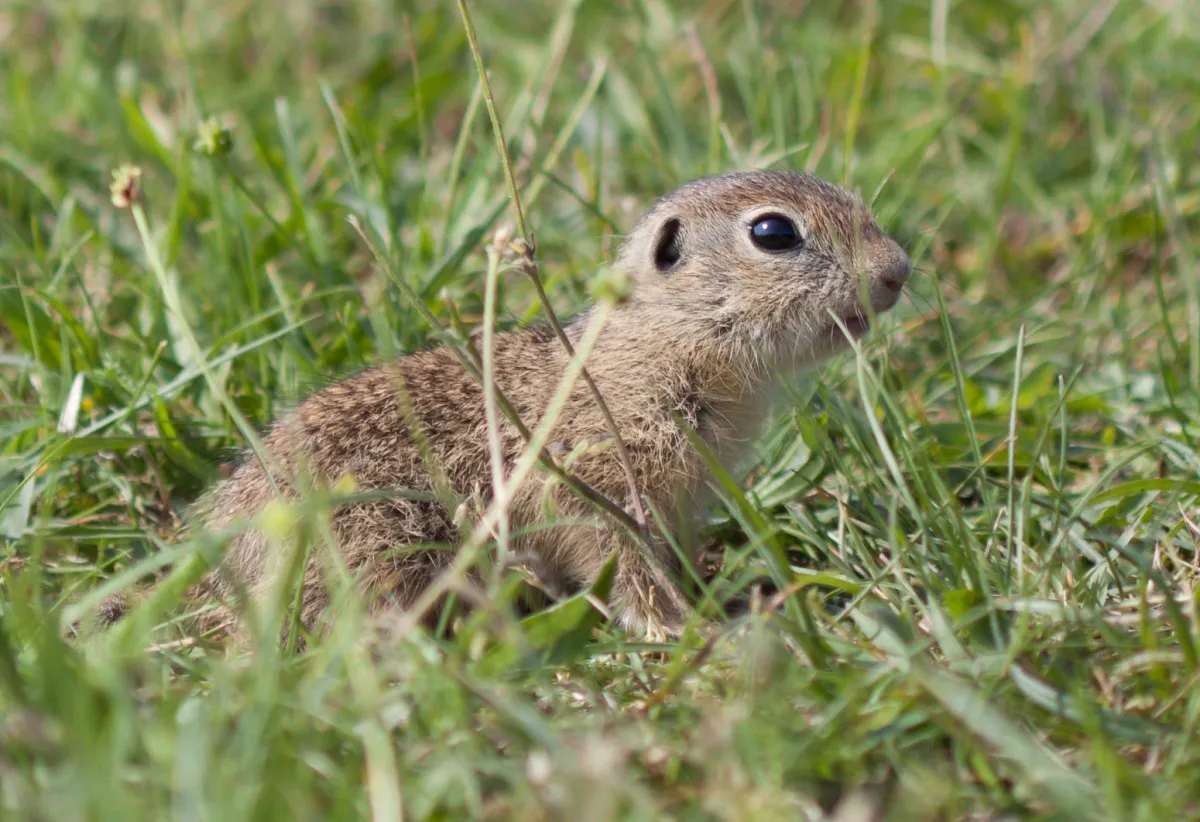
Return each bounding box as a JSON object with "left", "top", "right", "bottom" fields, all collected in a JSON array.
[{"left": 106, "top": 170, "right": 911, "bottom": 646}]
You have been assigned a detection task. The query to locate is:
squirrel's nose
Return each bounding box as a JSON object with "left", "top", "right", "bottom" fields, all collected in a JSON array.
[{"left": 877, "top": 242, "right": 912, "bottom": 293}]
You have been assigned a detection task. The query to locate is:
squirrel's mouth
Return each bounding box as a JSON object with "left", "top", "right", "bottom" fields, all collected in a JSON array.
[{"left": 831, "top": 313, "right": 870, "bottom": 340}]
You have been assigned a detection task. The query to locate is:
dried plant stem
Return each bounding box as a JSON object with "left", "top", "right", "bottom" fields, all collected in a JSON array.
[
  {"left": 453, "top": 0, "right": 651, "bottom": 536},
  {"left": 481, "top": 238, "right": 510, "bottom": 565},
  {"left": 684, "top": 22, "right": 722, "bottom": 174}
]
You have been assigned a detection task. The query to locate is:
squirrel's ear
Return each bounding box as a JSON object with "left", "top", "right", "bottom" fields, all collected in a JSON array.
[{"left": 652, "top": 217, "right": 683, "bottom": 273}]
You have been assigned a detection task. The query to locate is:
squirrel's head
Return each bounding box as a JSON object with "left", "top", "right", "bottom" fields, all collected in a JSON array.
[{"left": 615, "top": 170, "right": 911, "bottom": 375}]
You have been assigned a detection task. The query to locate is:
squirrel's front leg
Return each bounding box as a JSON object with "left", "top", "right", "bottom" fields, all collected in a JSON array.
[{"left": 607, "top": 533, "right": 696, "bottom": 642}]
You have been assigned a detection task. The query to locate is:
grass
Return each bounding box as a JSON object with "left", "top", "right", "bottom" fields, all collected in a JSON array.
[{"left": 2, "top": 0, "right": 1200, "bottom": 818}]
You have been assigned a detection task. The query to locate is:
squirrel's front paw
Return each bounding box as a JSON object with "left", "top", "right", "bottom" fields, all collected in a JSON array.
[{"left": 614, "top": 591, "right": 715, "bottom": 644}]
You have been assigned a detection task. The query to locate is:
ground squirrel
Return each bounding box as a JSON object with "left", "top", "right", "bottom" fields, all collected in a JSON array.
[{"left": 104, "top": 170, "right": 911, "bottom": 646}]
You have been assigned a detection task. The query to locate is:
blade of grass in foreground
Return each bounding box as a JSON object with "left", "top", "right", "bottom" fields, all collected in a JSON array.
[{"left": 851, "top": 605, "right": 1104, "bottom": 820}]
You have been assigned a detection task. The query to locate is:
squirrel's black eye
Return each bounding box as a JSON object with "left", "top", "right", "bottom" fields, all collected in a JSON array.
[{"left": 750, "top": 215, "right": 802, "bottom": 252}]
